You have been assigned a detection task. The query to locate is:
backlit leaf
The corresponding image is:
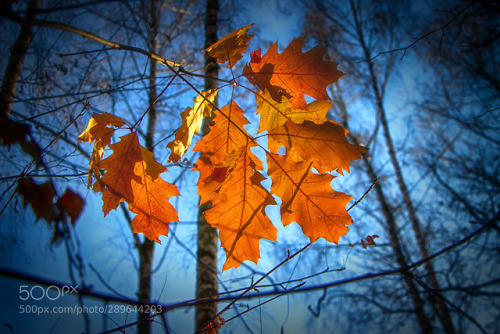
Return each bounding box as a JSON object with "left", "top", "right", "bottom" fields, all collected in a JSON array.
[
  {"left": 78, "top": 113, "right": 126, "bottom": 188},
  {"left": 268, "top": 120, "right": 367, "bottom": 174},
  {"left": 255, "top": 90, "right": 330, "bottom": 133},
  {"left": 203, "top": 148, "right": 277, "bottom": 271},
  {"left": 243, "top": 37, "right": 343, "bottom": 110},
  {"left": 193, "top": 101, "right": 251, "bottom": 164},
  {"left": 268, "top": 153, "right": 353, "bottom": 243},
  {"left": 167, "top": 89, "right": 218, "bottom": 163},
  {"left": 128, "top": 162, "right": 180, "bottom": 243},
  {"left": 203, "top": 24, "right": 254, "bottom": 68}
]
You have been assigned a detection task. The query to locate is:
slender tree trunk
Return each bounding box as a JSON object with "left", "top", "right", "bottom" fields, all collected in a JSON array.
[
  {"left": 195, "top": 0, "right": 219, "bottom": 331},
  {"left": 335, "top": 86, "right": 433, "bottom": 333},
  {"left": 0, "top": 0, "right": 40, "bottom": 118},
  {"left": 137, "top": 1, "right": 159, "bottom": 333},
  {"left": 378, "top": 94, "right": 455, "bottom": 333},
  {"left": 349, "top": 1, "right": 455, "bottom": 331}
]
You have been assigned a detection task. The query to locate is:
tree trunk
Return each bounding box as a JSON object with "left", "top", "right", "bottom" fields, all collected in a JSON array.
[
  {"left": 195, "top": 0, "right": 220, "bottom": 331},
  {"left": 335, "top": 86, "right": 433, "bottom": 333},
  {"left": 349, "top": 1, "right": 455, "bottom": 331},
  {"left": 137, "top": 1, "right": 159, "bottom": 333},
  {"left": 0, "top": 0, "right": 40, "bottom": 118}
]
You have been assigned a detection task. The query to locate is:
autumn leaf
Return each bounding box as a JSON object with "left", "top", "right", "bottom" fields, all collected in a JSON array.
[
  {"left": 97, "top": 132, "right": 144, "bottom": 215},
  {"left": 255, "top": 90, "right": 330, "bottom": 133},
  {"left": 243, "top": 37, "right": 343, "bottom": 110},
  {"left": 59, "top": 188, "right": 85, "bottom": 224},
  {"left": 88, "top": 130, "right": 179, "bottom": 242},
  {"left": 203, "top": 24, "right": 254, "bottom": 68},
  {"left": 128, "top": 161, "right": 180, "bottom": 243},
  {"left": 250, "top": 49, "right": 261, "bottom": 63},
  {"left": 203, "top": 148, "right": 277, "bottom": 271},
  {"left": 78, "top": 113, "right": 126, "bottom": 188},
  {"left": 268, "top": 120, "right": 367, "bottom": 174},
  {"left": 268, "top": 153, "right": 353, "bottom": 243},
  {"left": 16, "top": 179, "right": 84, "bottom": 225},
  {"left": 362, "top": 235, "right": 379, "bottom": 249},
  {"left": 78, "top": 112, "right": 126, "bottom": 145},
  {"left": 193, "top": 155, "right": 224, "bottom": 205},
  {"left": 17, "top": 178, "right": 57, "bottom": 222},
  {"left": 193, "top": 101, "right": 251, "bottom": 165},
  {"left": 167, "top": 89, "right": 218, "bottom": 163}
]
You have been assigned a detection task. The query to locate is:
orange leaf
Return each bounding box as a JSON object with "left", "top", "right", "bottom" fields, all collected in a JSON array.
[
  {"left": 268, "top": 153, "right": 353, "bottom": 244},
  {"left": 128, "top": 162, "right": 180, "bottom": 243},
  {"left": 204, "top": 148, "right": 277, "bottom": 271},
  {"left": 78, "top": 113, "right": 126, "bottom": 188},
  {"left": 93, "top": 131, "right": 179, "bottom": 242},
  {"left": 167, "top": 89, "right": 218, "bottom": 163},
  {"left": 268, "top": 120, "right": 367, "bottom": 174},
  {"left": 193, "top": 155, "right": 224, "bottom": 204},
  {"left": 255, "top": 90, "right": 330, "bottom": 133},
  {"left": 193, "top": 101, "right": 251, "bottom": 164},
  {"left": 203, "top": 24, "right": 254, "bottom": 68},
  {"left": 365, "top": 235, "right": 379, "bottom": 246},
  {"left": 59, "top": 188, "right": 84, "bottom": 224},
  {"left": 98, "top": 133, "right": 143, "bottom": 215},
  {"left": 243, "top": 37, "right": 343, "bottom": 110}
]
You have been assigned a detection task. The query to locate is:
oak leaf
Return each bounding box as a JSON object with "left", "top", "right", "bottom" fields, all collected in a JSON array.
[
  {"left": 78, "top": 112, "right": 125, "bottom": 145},
  {"left": 193, "top": 155, "right": 224, "bottom": 205},
  {"left": 167, "top": 89, "right": 218, "bottom": 163},
  {"left": 88, "top": 130, "right": 179, "bottom": 242},
  {"left": 77, "top": 113, "right": 126, "bottom": 188},
  {"left": 98, "top": 132, "right": 143, "bottom": 215},
  {"left": 268, "top": 120, "right": 367, "bottom": 174},
  {"left": 203, "top": 148, "right": 277, "bottom": 271},
  {"left": 17, "top": 178, "right": 57, "bottom": 222},
  {"left": 59, "top": 188, "right": 85, "bottom": 224},
  {"left": 16, "top": 179, "right": 84, "bottom": 225},
  {"left": 267, "top": 154, "right": 353, "bottom": 243},
  {"left": 128, "top": 161, "right": 180, "bottom": 243},
  {"left": 243, "top": 37, "right": 343, "bottom": 110},
  {"left": 193, "top": 101, "right": 251, "bottom": 165},
  {"left": 203, "top": 24, "right": 254, "bottom": 68}
]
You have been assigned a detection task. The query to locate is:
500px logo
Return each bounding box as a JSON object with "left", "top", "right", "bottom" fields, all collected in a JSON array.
[{"left": 19, "top": 285, "right": 78, "bottom": 301}]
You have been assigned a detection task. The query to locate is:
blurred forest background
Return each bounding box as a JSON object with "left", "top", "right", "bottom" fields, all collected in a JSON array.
[{"left": 0, "top": 0, "right": 498, "bottom": 333}]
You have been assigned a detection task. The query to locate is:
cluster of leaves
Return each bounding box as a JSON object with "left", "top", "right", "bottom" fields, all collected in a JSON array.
[
  {"left": 361, "top": 235, "right": 379, "bottom": 249},
  {"left": 73, "top": 25, "right": 365, "bottom": 270},
  {"left": 1, "top": 117, "right": 84, "bottom": 242},
  {"left": 207, "top": 316, "right": 225, "bottom": 334},
  {"left": 77, "top": 113, "right": 179, "bottom": 243}
]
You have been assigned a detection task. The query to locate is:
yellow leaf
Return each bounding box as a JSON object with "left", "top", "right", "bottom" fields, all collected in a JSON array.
[
  {"left": 167, "top": 89, "right": 218, "bottom": 163},
  {"left": 255, "top": 90, "right": 330, "bottom": 133}
]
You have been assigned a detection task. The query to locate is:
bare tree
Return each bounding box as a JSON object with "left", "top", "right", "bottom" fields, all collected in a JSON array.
[
  {"left": 302, "top": 0, "right": 498, "bottom": 332},
  {"left": 195, "top": 0, "right": 220, "bottom": 331}
]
